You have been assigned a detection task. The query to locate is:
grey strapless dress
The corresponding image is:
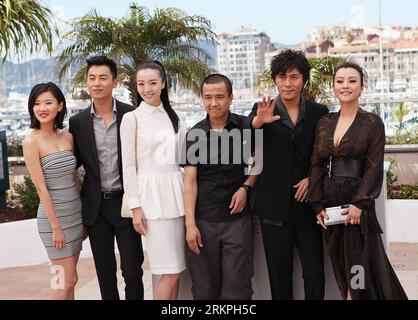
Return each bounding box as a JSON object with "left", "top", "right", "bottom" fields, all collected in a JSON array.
[{"left": 37, "top": 150, "right": 83, "bottom": 260}]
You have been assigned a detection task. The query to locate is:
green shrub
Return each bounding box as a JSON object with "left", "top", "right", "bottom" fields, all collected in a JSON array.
[
  {"left": 7, "top": 138, "right": 24, "bottom": 157},
  {"left": 386, "top": 157, "right": 398, "bottom": 193},
  {"left": 386, "top": 157, "right": 418, "bottom": 199},
  {"left": 386, "top": 130, "right": 418, "bottom": 145},
  {"left": 14, "top": 176, "right": 39, "bottom": 212},
  {"left": 389, "top": 184, "right": 418, "bottom": 199}
]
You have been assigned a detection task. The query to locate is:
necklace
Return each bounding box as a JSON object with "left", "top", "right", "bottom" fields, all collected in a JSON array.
[{"left": 44, "top": 131, "right": 61, "bottom": 151}]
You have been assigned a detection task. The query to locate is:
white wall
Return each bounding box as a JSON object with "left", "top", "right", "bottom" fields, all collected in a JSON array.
[
  {"left": 0, "top": 219, "right": 95, "bottom": 269},
  {"left": 0, "top": 218, "right": 147, "bottom": 270},
  {"left": 155, "top": 224, "right": 343, "bottom": 300},
  {"left": 386, "top": 200, "right": 418, "bottom": 243}
]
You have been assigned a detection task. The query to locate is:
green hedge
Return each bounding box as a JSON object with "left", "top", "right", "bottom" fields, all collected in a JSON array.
[
  {"left": 386, "top": 158, "right": 418, "bottom": 199},
  {"left": 14, "top": 176, "right": 39, "bottom": 213},
  {"left": 386, "top": 131, "right": 418, "bottom": 145},
  {"left": 7, "top": 138, "right": 24, "bottom": 157}
]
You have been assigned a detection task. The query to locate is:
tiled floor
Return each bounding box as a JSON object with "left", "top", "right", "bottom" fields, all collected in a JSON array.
[
  {"left": 0, "top": 253, "right": 153, "bottom": 300},
  {"left": 0, "top": 244, "right": 416, "bottom": 300},
  {"left": 389, "top": 243, "right": 418, "bottom": 300}
]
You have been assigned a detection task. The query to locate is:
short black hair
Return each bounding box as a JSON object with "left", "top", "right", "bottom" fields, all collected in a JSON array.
[
  {"left": 333, "top": 61, "right": 365, "bottom": 86},
  {"left": 28, "top": 82, "right": 67, "bottom": 130},
  {"left": 86, "top": 55, "right": 118, "bottom": 79},
  {"left": 270, "top": 49, "right": 311, "bottom": 84},
  {"left": 200, "top": 73, "right": 233, "bottom": 96}
]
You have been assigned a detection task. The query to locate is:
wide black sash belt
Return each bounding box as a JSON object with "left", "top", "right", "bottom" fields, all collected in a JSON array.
[{"left": 322, "top": 156, "right": 364, "bottom": 178}]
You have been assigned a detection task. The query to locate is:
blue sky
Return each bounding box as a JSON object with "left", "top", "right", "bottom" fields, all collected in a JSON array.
[{"left": 43, "top": 0, "right": 418, "bottom": 44}]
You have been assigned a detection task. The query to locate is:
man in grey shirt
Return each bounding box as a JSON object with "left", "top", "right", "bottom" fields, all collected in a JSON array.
[
  {"left": 91, "top": 99, "right": 120, "bottom": 191},
  {"left": 69, "top": 56, "right": 144, "bottom": 300}
]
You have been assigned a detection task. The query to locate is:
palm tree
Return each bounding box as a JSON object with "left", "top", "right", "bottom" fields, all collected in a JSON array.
[
  {"left": 58, "top": 3, "right": 217, "bottom": 105},
  {"left": 0, "top": 0, "right": 57, "bottom": 61},
  {"left": 256, "top": 70, "right": 277, "bottom": 97},
  {"left": 392, "top": 102, "right": 412, "bottom": 135},
  {"left": 305, "top": 56, "right": 348, "bottom": 105},
  {"left": 256, "top": 55, "right": 348, "bottom": 105}
]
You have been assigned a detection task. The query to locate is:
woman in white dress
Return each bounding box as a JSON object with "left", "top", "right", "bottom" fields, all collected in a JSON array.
[{"left": 120, "top": 61, "right": 186, "bottom": 300}]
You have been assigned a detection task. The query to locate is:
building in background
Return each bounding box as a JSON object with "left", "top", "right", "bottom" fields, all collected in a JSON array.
[
  {"left": 394, "top": 39, "right": 418, "bottom": 92},
  {"left": 217, "top": 27, "right": 271, "bottom": 98},
  {"left": 302, "top": 24, "right": 418, "bottom": 93},
  {"left": 328, "top": 37, "right": 394, "bottom": 91},
  {"left": 309, "top": 24, "right": 351, "bottom": 43},
  {"left": 328, "top": 38, "right": 418, "bottom": 92}
]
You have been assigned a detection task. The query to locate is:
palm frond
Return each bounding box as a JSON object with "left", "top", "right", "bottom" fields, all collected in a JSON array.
[
  {"left": 305, "top": 56, "right": 348, "bottom": 105},
  {"left": 256, "top": 69, "right": 276, "bottom": 96},
  {"left": 58, "top": 2, "right": 217, "bottom": 104},
  {"left": 163, "top": 58, "right": 215, "bottom": 95},
  {"left": 0, "top": 0, "right": 58, "bottom": 61}
]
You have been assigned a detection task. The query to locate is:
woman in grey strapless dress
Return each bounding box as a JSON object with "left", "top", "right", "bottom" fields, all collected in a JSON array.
[
  {"left": 37, "top": 150, "right": 83, "bottom": 260},
  {"left": 23, "top": 82, "right": 83, "bottom": 300}
]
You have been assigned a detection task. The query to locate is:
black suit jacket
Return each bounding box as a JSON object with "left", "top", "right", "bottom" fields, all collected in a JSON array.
[
  {"left": 69, "top": 99, "right": 134, "bottom": 226},
  {"left": 245, "top": 99, "right": 328, "bottom": 221}
]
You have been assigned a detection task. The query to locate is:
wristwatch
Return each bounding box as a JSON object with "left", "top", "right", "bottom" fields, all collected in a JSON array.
[{"left": 241, "top": 184, "right": 251, "bottom": 193}]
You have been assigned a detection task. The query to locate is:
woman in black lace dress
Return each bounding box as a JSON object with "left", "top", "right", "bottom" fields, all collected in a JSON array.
[{"left": 307, "top": 62, "right": 408, "bottom": 300}]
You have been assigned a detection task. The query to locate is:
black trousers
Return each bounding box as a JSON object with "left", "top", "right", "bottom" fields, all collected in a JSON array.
[
  {"left": 86, "top": 196, "right": 144, "bottom": 300},
  {"left": 187, "top": 214, "right": 254, "bottom": 300},
  {"left": 261, "top": 201, "right": 325, "bottom": 300}
]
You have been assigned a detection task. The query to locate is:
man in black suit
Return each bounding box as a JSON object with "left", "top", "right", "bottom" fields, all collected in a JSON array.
[
  {"left": 245, "top": 50, "right": 328, "bottom": 300},
  {"left": 69, "top": 56, "right": 143, "bottom": 300}
]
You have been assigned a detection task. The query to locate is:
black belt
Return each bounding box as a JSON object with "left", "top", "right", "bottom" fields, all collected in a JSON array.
[
  {"left": 322, "top": 157, "right": 364, "bottom": 178},
  {"left": 102, "top": 190, "right": 123, "bottom": 200}
]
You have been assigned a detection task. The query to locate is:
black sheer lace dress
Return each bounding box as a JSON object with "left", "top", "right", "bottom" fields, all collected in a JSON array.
[{"left": 308, "top": 108, "right": 408, "bottom": 300}]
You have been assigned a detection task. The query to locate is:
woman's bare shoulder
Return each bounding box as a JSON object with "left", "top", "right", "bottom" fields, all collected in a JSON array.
[
  {"left": 54, "top": 129, "right": 73, "bottom": 144},
  {"left": 22, "top": 130, "right": 39, "bottom": 148}
]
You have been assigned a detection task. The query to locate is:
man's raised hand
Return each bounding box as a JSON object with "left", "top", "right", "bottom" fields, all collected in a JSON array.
[{"left": 252, "top": 96, "right": 281, "bottom": 128}]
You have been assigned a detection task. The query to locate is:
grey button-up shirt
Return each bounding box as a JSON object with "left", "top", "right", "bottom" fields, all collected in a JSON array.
[{"left": 91, "top": 99, "right": 122, "bottom": 192}]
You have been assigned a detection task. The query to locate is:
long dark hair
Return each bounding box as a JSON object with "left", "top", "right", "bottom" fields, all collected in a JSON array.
[
  {"left": 136, "top": 61, "right": 179, "bottom": 133},
  {"left": 28, "top": 82, "right": 67, "bottom": 129}
]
